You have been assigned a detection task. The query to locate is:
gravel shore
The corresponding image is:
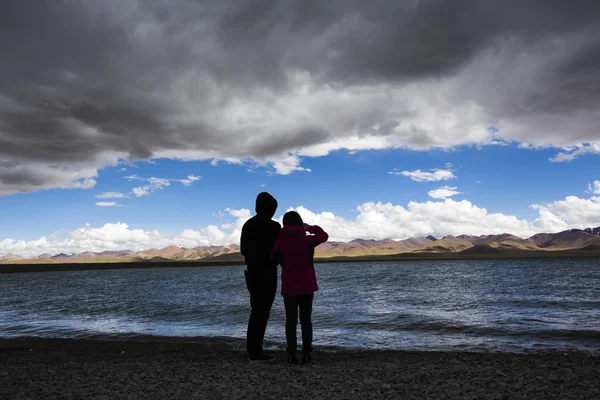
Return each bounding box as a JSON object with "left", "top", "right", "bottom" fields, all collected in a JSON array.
[{"left": 1, "top": 338, "right": 599, "bottom": 399}]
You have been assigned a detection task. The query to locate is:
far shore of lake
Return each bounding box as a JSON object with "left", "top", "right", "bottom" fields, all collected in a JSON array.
[{"left": 1, "top": 250, "right": 600, "bottom": 274}]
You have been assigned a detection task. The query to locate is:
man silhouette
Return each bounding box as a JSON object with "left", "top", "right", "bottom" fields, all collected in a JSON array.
[{"left": 241, "top": 192, "right": 281, "bottom": 361}]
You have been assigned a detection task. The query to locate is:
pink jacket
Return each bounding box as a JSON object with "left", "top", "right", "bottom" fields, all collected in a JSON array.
[{"left": 270, "top": 225, "right": 329, "bottom": 297}]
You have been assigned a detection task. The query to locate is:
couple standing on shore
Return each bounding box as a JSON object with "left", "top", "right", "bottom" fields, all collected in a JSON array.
[{"left": 241, "top": 192, "right": 329, "bottom": 364}]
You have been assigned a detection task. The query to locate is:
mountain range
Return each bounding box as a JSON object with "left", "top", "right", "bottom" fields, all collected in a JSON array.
[{"left": 2, "top": 227, "right": 600, "bottom": 264}]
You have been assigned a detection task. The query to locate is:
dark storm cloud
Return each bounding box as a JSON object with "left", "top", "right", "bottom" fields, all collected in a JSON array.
[
  {"left": 1, "top": 0, "right": 600, "bottom": 194},
  {"left": 212, "top": 0, "right": 600, "bottom": 83}
]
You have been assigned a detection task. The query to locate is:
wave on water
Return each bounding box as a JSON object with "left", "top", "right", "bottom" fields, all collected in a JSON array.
[{"left": 323, "top": 319, "right": 600, "bottom": 342}]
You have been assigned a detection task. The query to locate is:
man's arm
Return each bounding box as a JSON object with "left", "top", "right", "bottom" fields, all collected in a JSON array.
[
  {"left": 269, "top": 221, "right": 282, "bottom": 266},
  {"left": 240, "top": 221, "right": 249, "bottom": 257},
  {"left": 270, "top": 240, "right": 282, "bottom": 264}
]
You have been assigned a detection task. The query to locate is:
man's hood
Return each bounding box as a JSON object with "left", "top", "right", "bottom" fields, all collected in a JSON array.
[{"left": 255, "top": 192, "right": 278, "bottom": 218}]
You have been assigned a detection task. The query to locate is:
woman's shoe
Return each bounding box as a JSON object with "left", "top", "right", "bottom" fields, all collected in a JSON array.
[
  {"left": 288, "top": 355, "right": 298, "bottom": 364},
  {"left": 302, "top": 354, "right": 312, "bottom": 365}
]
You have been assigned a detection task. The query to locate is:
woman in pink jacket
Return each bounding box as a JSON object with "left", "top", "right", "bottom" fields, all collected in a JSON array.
[{"left": 270, "top": 211, "right": 329, "bottom": 365}]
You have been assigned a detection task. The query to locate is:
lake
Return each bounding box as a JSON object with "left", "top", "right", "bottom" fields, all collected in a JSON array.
[{"left": 1, "top": 259, "right": 599, "bottom": 353}]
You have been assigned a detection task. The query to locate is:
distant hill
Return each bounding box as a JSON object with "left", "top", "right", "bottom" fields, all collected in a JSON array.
[
  {"left": 316, "top": 237, "right": 433, "bottom": 257},
  {"left": 579, "top": 243, "right": 600, "bottom": 251},
  {"left": 411, "top": 235, "right": 473, "bottom": 253},
  {"left": 0, "top": 254, "right": 25, "bottom": 262},
  {"left": 530, "top": 229, "right": 600, "bottom": 250},
  {"left": 584, "top": 227, "right": 600, "bottom": 236},
  {"left": 2, "top": 226, "right": 599, "bottom": 265},
  {"left": 51, "top": 253, "right": 70, "bottom": 260},
  {"left": 457, "top": 234, "right": 480, "bottom": 243},
  {"left": 459, "top": 244, "right": 504, "bottom": 255},
  {"left": 464, "top": 233, "right": 540, "bottom": 251}
]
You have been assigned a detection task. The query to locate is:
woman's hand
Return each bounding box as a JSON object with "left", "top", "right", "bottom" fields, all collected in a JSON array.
[{"left": 303, "top": 223, "right": 311, "bottom": 229}]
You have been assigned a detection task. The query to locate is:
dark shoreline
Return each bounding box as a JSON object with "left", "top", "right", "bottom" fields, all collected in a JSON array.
[
  {"left": 1, "top": 336, "right": 599, "bottom": 356},
  {"left": 1, "top": 337, "right": 599, "bottom": 399},
  {"left": 2, "top": 250, "right": 600, "bottom": 274}
]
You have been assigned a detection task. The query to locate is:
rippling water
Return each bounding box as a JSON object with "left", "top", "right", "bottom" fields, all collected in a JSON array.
[{"left": 1, "top": 259, "right": 600, "bottom": 353}]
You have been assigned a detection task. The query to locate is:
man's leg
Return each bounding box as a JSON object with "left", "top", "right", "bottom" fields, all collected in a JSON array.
[
  {"left": 246, "top": 273, "right": 276, "bottom": 357},
  {"left": 298, "top": 293, "right": 314, "bottom": 356},
  {"left": 283, "top": 296, "right": 299, "bottom": 356}
]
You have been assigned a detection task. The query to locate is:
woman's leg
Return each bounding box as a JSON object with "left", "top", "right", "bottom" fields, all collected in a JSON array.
[
  {"left": 283, "top": 296, "right": 299, "bottom": 356},
  {"left": 298, "top": 293, "right": 314, "bottom": 356}
]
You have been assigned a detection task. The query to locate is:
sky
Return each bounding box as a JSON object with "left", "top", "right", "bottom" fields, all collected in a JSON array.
[{"left": 1, "top": 0, "right": 600, "bottom": 257}]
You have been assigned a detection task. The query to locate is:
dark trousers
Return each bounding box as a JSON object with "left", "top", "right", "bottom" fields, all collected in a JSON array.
[
  {"left": 245, "top": 271, "right": 277, "bottom": 357},
  {"left": 284, "top": 294, "right": 314, "bottom": 356}
]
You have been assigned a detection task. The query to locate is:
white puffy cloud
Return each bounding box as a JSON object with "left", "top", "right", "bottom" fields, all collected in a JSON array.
[
  {"left": 95, "top": 192, "right": 129, "bottom": 199},
  {"left": 428, "top": 186, "right": 461, "bottom": 199},
  {"left": 130, "top": 187, "right": 147, "bottom": 197},
  {"left": 4, "top": 191, "right": 600, "bottom": 257},
  {"left": 291, "top": 193, "right": 600, "bottom": 242},
  {"left": 391, "top": 168, "right": 456, "bottom": 182},
  {"left": 95, "top": 202, "right": 121, "bottom": 207},
  {"left": 587, "top": 180, "right": 600, "bottom": 195},
  {"left": 289, "top": 201, "right": 535, "bottom": 242},
  {"left": 178, "top": 175, "right": 201, "bottom": 186},
  {"left": 0, "top": 209, "right": 251, "bottom": 258},
  {"left": 531, "top": 195, "right": 600, "bottom": 231},
  {"left": 270, "top": 154, "right": 311, "bottom": 175},
  {"left": 127, "top": 176, "right": 171, "bottom": 197},
  {"left": 126, "top": 174, "right": 199, "bottom": 197},
  {"left": 550, "top": 144, "right": 600, "bottom": 163}
]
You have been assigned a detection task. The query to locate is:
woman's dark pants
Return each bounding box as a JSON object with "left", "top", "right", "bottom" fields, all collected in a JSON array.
[{"left": 283, "top": 293, "right": 314, "bottom": 356}]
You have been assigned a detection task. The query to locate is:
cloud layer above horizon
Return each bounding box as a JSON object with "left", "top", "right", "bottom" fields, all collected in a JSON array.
[
  {"left": 1, "top": 0, "right": 600, "bottom": 195},
  {"left": 3, "top": 189, "right": 600, "bottom": 258}
]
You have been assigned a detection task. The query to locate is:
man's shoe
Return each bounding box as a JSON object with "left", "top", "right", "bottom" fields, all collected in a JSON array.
[
  {"left": 302, "top": 354, "right": 312, "bottom": 365},
  {"left": 288, "top": 355, "right": 298, "bottom": 364},
  {"left": 249, "top": 353, "right": 275, "bottom": 362}
]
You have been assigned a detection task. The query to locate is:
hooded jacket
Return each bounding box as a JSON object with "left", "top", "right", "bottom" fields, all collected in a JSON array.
[
  {"left": 270, "top": 224, "right": 329, "bottom": 297},
  {"left": 240, "top": 193, "right": 281, "bottom": 277}
]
